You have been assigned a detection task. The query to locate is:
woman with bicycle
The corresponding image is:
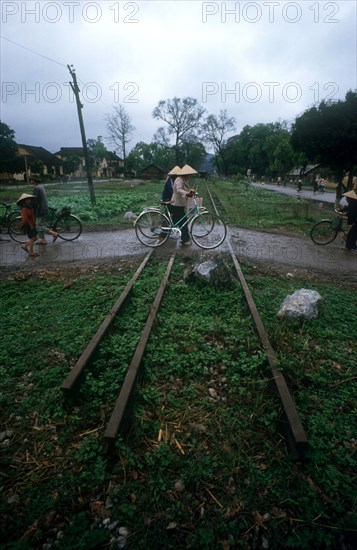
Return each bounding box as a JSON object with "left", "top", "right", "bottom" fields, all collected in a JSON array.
[
  {"left": 170, "top": 164, "right": 197, "bottom": 247},
  {"left": 339, "top": 189, "right": 357, "bottom": 251}
]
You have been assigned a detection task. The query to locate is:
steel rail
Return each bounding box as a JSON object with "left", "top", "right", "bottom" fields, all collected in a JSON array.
[
  {"left": 61, "top": 249, "right": 154, "bottom": 394},
  {"left": 227, "top": 241, "right": 307, "bottom": 457},
  {"left": 205, "top": 181, "right": 307, "bottom": 455},
  {"left": 103, "top": 252, "right": 176, "bottom": 452}
]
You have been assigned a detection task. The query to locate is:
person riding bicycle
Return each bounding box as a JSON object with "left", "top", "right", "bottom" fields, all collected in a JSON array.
[
  {"left": 170, "top": 164, "right": 197, "bottom": 247},
  {"left": 338, "top": 189, "right": 357, "bottom": 252}
]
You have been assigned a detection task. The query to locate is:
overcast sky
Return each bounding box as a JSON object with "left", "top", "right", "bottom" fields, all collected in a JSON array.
[{"left": 1, "top": 0, "right": 356, "bottom": 154}]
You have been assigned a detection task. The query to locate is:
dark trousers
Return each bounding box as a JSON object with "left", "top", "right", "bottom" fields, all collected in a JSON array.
[
  {"left": 346, "top": 223, "right": 357, "bottom": 250},
  {"left": 170, "top": 205, "right": 190, "bottom": 243}
]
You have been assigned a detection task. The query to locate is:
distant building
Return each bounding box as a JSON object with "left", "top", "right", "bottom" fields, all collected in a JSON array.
[
  {"left": 287, "top": 164, "right": 321, "bottom": 182},
  {"left": 55, "top": 147, "right": 124, "bottom": 179},
  {"left": 140, "top": 164, "right": 167, "bottom": 180},
  {"left": 15, "top": 144, "right": 63, "bottom": 181}
]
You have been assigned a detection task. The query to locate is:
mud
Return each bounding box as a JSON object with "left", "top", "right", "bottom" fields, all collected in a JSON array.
[{"left": 1, "top": 224, "right": 356, "bottom": 285}]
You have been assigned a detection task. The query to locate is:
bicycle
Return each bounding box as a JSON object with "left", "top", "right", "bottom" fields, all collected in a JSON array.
[
  {"left": 134, "top": 194, "right": 227, "bottom": 250},
  {"left": 310, "top": 210, "right": 347, "bottom": 245},
  {"left": 0, "top": 202, "right": 20, "bottom": 240},
  {"left": 8, "top": 206, "right": 82, "bottom": 244}
]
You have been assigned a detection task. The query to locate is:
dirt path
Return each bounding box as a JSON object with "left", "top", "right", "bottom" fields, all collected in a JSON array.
[{"left": 1, "top": 225, "right": 356, "bottom": 284}]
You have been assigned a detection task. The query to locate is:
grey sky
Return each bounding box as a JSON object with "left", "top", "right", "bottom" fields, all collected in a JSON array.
[{"left": 1, "top": 0, "right": 356, "bottom": 154}]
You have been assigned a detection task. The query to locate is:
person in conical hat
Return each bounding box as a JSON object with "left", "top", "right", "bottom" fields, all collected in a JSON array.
[
  {"left": 168, "top": 165, "right": 181, "bottom": 176},
  {"left": 170, "top": 164, "right": 198, "bottom": 246},
  {"left": 16, "top": 193, "right": 39, "bottom": 256},
  {"left": 178, "top": 164, "right": 198, "bottom": 176},
  {"left": 340, "top": 188, "right": 357, "bottom": 251},
  {"left": 162, "top": 166, "right": 181, "bottom": 203},
  {"left": 16, "top": 193, "right": 37, "bottom": 206},
  {"left": 30, "top": 177, "right": 59, "bottom": 244}
]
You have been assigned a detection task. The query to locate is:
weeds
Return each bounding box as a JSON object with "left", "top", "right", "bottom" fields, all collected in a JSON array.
[{"left": 0, "top": 181, "right": 356, "bottom": 548}]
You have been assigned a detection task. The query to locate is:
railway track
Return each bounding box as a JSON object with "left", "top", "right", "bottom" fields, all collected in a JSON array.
[{"left": 60, "top": 186, "right": 307, "bottom": 458}]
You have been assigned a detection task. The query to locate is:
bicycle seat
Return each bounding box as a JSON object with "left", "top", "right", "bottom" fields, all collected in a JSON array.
[{"left": 1, "top": 202, "right": 11, "bottom": 208}]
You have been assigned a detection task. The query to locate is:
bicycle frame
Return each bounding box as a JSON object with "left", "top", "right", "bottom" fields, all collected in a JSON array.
[
  {"left": 161, "top": 198, "right": 207, "bottom": 234},
  {"left": 0, "top": 203, "right": 19, "bottom": 231},
  {"left": 135, "top": 195, "right": 226, "bottom": 249}
]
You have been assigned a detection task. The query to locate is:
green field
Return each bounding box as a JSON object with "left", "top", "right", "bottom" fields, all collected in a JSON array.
[{"left": 0, "top": 179, "right": 355, "bottom": 549}]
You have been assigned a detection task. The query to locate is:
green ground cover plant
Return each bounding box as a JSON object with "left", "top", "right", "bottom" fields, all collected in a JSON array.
[
  {"left": 0, "top": 257, "right": 356, "bottom": 549},
  {"left": 1, "top": 178, "right": 335, "bottom": 234}
]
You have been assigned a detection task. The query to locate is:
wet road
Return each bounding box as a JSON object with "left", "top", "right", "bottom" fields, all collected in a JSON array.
[
  {"left": 1, "top": 224, "right": 356, "bottom": 282},
  {"left": 251, "top": 182, "right": 337, "bottom": 203},
  {"left": 1, "top": 183, "right": 356, "bottom": 281}
]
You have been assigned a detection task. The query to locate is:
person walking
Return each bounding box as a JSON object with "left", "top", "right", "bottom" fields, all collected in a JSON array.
[
  {"left": 339, "top": 189, "right": 357, "bottom": 252},
  {"left": 170, "top": 164, "right": 197, "bottom": 246},
  {"left": 30, "top": 178, "right": 59, "bottom": 244},
  {"left": 313, "top": 178, "right": 319, "bottom": 195},
  {"left": 17, "top": 193, "right": 39, "bottom": 257}
]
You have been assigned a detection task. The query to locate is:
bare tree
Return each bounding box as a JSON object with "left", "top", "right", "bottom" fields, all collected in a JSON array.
[
  {"left": 153, "top": 127, "right": 171, "bottom": 147},
  {"left": 152, "top": 97, "right": 205, "bottom": 164},
  {"left": 201, "top": 110, "right": 236, "bottom": 176},
  {"left": 105, "top": 104, "right": 135, "bottom": 169}
]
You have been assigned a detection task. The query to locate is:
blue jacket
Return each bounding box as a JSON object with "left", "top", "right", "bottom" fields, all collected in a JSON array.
[{"left": 161, "top": 177, "right": 174, "bottom": 201}]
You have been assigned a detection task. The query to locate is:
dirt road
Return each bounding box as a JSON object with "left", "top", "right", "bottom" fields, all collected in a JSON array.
[{"left": 1, "top": 224, "right": 356, "bottom": 283}]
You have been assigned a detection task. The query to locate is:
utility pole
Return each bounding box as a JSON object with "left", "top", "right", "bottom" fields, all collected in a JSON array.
[{"left": 67, "top": 64, "right": 96, "bottom": 205}]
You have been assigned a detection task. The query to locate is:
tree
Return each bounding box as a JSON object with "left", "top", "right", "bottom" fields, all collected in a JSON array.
[
  {"left": 0, "top": 121, "right": 21, "bottom": 178},
  {"left": 221, "top": 122, "right": 297, "bottom": 178},
  {"left": 105, "top": 104, "right": 135, "bottom": 171},
  {"left": 126, "top": 141, "right": 176, "bottom": 176},
  {"left": 291, "top": 91, "right": 357, "bottom": 197},
  {"left": 201, "top": 110, "right": 236, "bottom": 176},
  {"left": 177, "top": 138, "right": 206, "bottom": 169},
  {"left": 63, "top": 155, "right": 81, "bottom": 176},
  {"left": 87, "top": 136, "right": 108, "bottom": 172},
  {"left": 152, "top": 97, "right": 205, "bottom": 164}
]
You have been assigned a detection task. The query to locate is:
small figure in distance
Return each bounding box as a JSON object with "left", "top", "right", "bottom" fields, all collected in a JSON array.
[
  {"left": 170, "top": 164, "right": 198, "bottom": 247},
  {"left": 30, "top": 177, "right": 59, "bottom": 244},
  {"left": 313, "top": 177, "right": 319, "bottom": 195},
  {"left": 17, "top": 193, "right": 39, "bottom": 257},
  {"left": 338, "top": 189, "right": 357, "bottom": 252}
]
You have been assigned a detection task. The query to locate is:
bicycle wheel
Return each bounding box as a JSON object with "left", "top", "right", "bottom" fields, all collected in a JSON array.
[
  {"left": 190, "top": 212, "right": 227, "bottom": 249},
  {"left": 135, "top": 210, "right": 171, "bottom": 247},
  {"left": 8, "top": 216, "right": 27, "bottom": 243},
  {"left": 54, "top": 214, "right": 82, "bottom": 241},
  {"left": 310, "top": 220, "right": 337, "bottom": 245}
]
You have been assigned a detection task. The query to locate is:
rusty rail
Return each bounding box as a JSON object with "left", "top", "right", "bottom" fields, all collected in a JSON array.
[
  {"left": 226, "top": 238, "right": 308, "bottom": 456},
  {"left": 103, "top": 252, "right": 176, "bottom": 451},
  {"left": 61, "top": 249, "right": 154, "bottom": 393}
]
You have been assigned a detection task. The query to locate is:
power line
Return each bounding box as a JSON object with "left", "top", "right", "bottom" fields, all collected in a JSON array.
[
  {"left": 0, "top": 34, "right": 67, "bottom": 68},
  {"left": 1, "top": 34, "right": 150, "bottom": 146}
]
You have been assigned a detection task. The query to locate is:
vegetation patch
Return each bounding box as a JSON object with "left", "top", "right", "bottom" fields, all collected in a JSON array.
[{"left": 0, "top": 258, "right": 356, "bottom": 549}]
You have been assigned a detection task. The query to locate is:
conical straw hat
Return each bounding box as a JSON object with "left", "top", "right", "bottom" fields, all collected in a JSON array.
[
  {"left": 343, "top": 190, "right": 357, "bottom": 200},
  {"left": 168, "top": 165, "right": 181, "bottom": 175},
  {"left": 178, "top": 164, "right": 198, "bottom": 176},
  {"left": 16, "top": 193, "right": 36, "bottom": 206}
]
